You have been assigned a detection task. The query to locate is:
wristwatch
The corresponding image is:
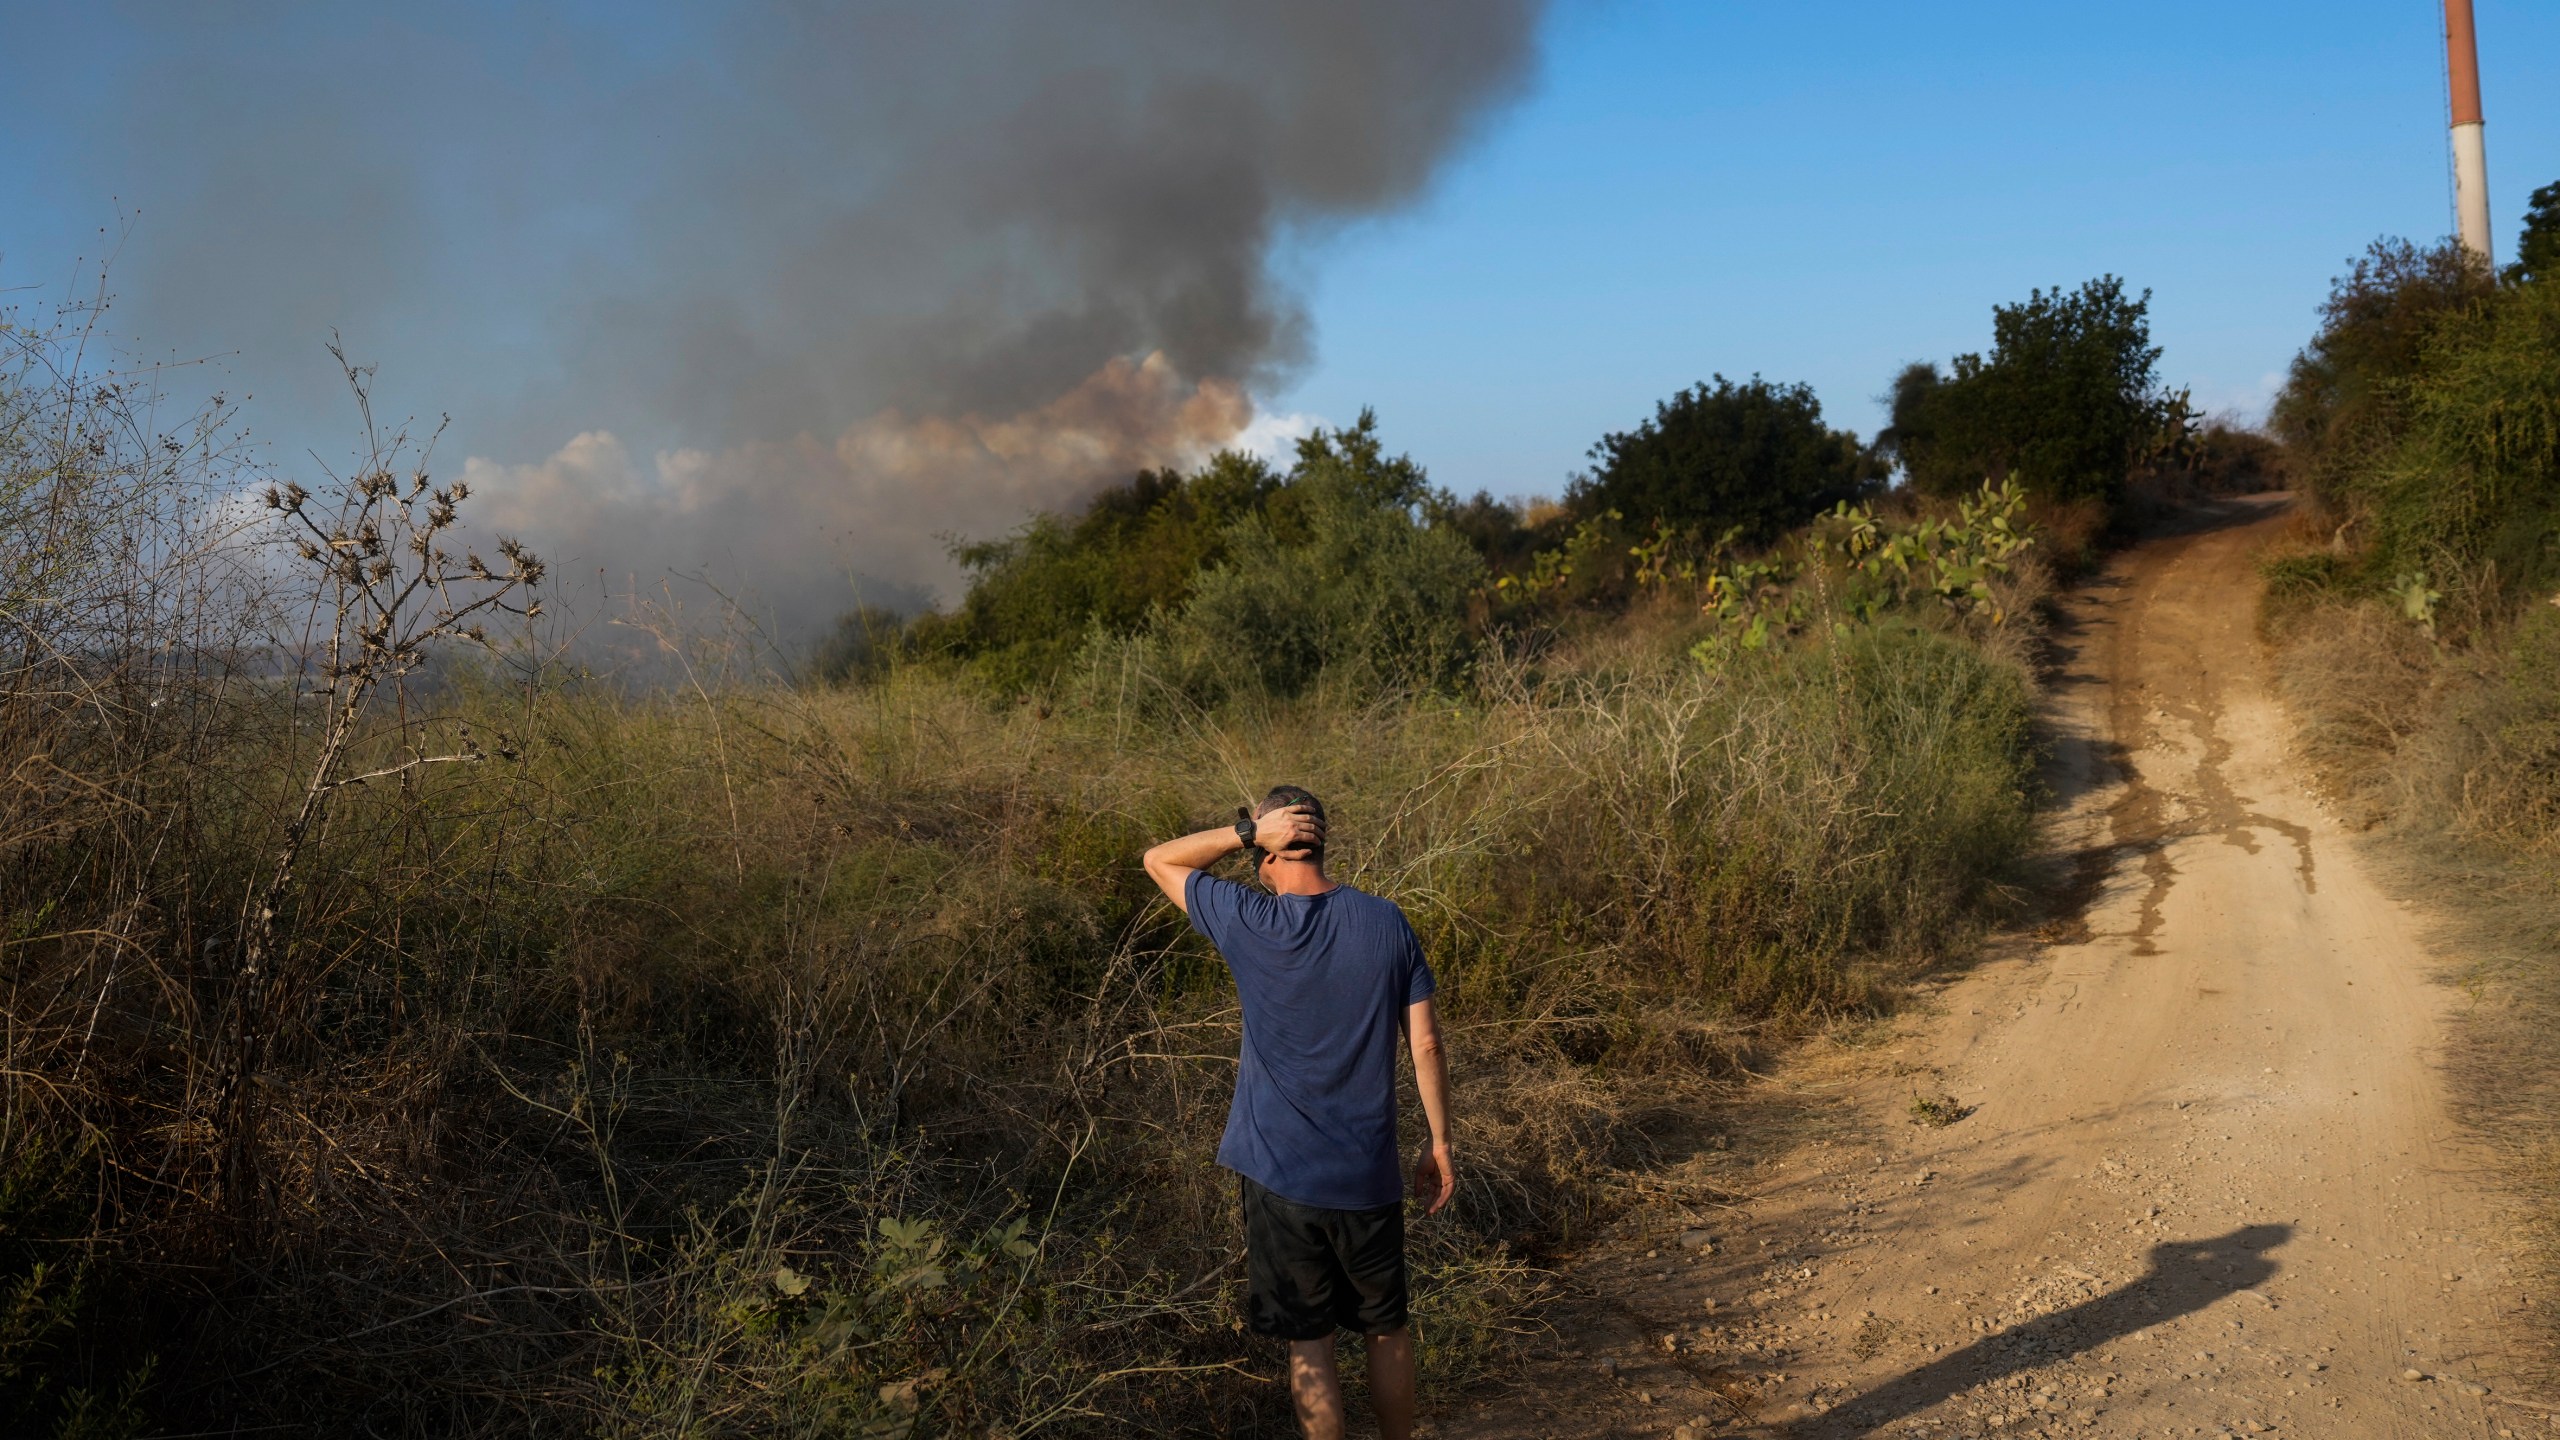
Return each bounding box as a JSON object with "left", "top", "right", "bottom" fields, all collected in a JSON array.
[{"left": 1233, "top": 809, "right": 1257, "bottom": 851}]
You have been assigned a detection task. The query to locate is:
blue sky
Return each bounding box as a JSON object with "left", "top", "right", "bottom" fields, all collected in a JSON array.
[
  {"left": 1, "top": 1, "right": 2553, "bottom": 600},
  {"left": 1266, "top": 0, "right": 2560, "bottom": 499}
]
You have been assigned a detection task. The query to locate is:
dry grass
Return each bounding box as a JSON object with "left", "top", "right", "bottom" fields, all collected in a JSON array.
[
  {"left": 5, "top": 642, "right": 2041, "bottom": 1436},
  {"left": 0, "top": 325, "right": 2047, "bottom": 1437}
]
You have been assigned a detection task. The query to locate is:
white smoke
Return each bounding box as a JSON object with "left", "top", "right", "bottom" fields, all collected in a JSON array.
[{"left": 464, "top": 353, "right": 1252, "bottom": 628}]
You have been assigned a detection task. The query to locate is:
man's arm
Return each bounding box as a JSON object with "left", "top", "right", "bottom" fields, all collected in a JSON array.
[
  {"left": 1406, "top": 997, "right": 1455, "bottom": 1215},
  {"left": 1140, "top": 805, "right": 1322, "bottom": 913}
]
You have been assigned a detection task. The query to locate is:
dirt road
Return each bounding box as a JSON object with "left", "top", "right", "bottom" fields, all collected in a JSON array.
[{"left": 1455, "top": 496, "right": 2536, "bottom": 1439}]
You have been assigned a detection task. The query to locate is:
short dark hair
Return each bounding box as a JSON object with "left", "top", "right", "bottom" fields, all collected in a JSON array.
[{"left": 1254, "top": 785, "right": 1326, "bottom": 863}]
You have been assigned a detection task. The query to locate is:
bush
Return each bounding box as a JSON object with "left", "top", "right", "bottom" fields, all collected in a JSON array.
[
  {"left": 2509, "top": 179, "right": 2560, "bottom": 288},
  {"left": 920, "top": 413, "right": 1493, "bottom": 700},
  {"left": 804, "top": 602, "right": 909, "bottom": 686},
  {"left": 922, "top": 452, "right": 1281, "bottom": 691},
  {"left": 2269, "top": 238, "right": 2493, "bottom": 510},
  {"left": 1884, "top": 276, "right": 2171, "bottom": 505},
  {"left": 2354, "top": 276, "right": 2560, "bottom": 608},
  {"left": 2258, "top": 549, "right": 2349, "bottom": 611},
  {"left": 1165, "top": 416, "right": 1484, "bottom": 699},
  {"left": 0, "top": 1140, "right": 150, "bottom": 1440},
  {"left": 2158, "top": 419, "right": 2284, "bottom": 494},
  {"left": 1566, "top": 375, "right": 1879, "bottom": 547},
  {"left": 1425, "top": 488, "right": 1549, "bottom": 578}
]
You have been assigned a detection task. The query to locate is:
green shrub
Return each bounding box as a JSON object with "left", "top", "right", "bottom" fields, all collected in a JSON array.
[
  {"left": 806, "top": 603, "right": 911, "bottom": 686},
  {"left": 2508, "top": 179, "right": 2560, "bottom": 288},
  {"left": 2259, "top": 550, "right": 2348, "bottom": 600},
  {"left": 917, "top": 413, "right": 1497, "bottom": 699},
  {"left": 1162, "top": 415, "right": 1484, "bottom": 699},
  {"left": 2270, "top": 238, "right": 2492, "bottom": 512},
  {"left": 1566, "top": 375, "right": 1880, "bottom": 548},
  {"left": 2131, "top": 417, "right": 2286, "bottom": 500},
  {"left": 1883, "top": 276, "right": 2171, "bottom": 505},
  {"left": 919, "top": 451, "right": 1282, "bottom": 691},
  {"left": 1682, "top": 479, "right": 2042, "bottom": 669},
  {"left": 0, "top": 1141, "right": 147, "bottom": 1440},
  {"left": 2356, "top": 276, "right": 2560, "bottom": 606}
]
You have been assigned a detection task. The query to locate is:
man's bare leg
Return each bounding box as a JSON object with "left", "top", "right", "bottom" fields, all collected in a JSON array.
[
  {"left": 1287, "top": 1337, "right": 1347, "bottom": 1440},
  {"left": 1365, "top": 1327, "right": 1416, "bottom": 1440}
]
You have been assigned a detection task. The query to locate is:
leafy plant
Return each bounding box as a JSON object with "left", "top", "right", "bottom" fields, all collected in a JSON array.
[
  {"left": 1491, "top": 508, "right": 1618, "bottom": 609},
  {"left": 1567, "top": 374, "right": 1881, "bottom": 546},
  {"left": 2506, "top": 178, "right": 2560, "bottom": 288},
  {"left": 757, "top": 1215, "right": 1042, "bottom": 1437},
  {"left": 1167, "top": 414, "right": 1484, "bottom": 698},
  {"left": 2269, "top": 238, "right": 2493, "bottom": 512},
  {"left": 1688, "top": 551, "right": 1797, "bottom": 670},
  {"left": 1627, "top": 516, "right": 1700, "bottom": 590},
  {"left": 0, "top": 1140, "right": 149, "bottom": 1440},
  {"left": 1884, "top": 277, "right": 2172, "bottom": 504},
  {"left": 2392, "top": 570, "right": 2444, "bottom": 636},
  {"left": 1691, "top": 478, "right": 2038, "bottom": 673},
  {"left": 927, "top": 452, "right": 1281, "bottom": 691},
  {"left": 2258, "top": 551, "right": 2348, "bottom": 608}
]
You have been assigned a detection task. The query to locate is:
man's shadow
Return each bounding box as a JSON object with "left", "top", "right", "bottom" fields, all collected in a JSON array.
[{"left": 1791, "top": 1225, "right": 2291, "bottom": 1437}]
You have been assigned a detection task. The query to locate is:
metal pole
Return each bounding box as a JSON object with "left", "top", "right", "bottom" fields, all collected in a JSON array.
[{"left": 2444, "top": 0, "right": 2492, "bottom": 265}]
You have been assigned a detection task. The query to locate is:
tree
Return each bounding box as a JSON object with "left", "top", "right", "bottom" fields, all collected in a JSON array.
[
  {"left": 2511, "top": 179, "right": 2560, "bottom": 287},
  {"left": 2350, "top": 273, "right": 2560, "bottom": 598},
  {"left": 1424, "top": 488, "right": 1545, "bottom": 575},
  {"left": 928, "top": 449, "right": 1279, "bottom": 689},
  {"left": 2270, "top": 234, "right": 2559, "bottom": 601},
  {"left": 806, "top": 603, "right": 909, "bottom": 685},
  {"left": 1875, "top": 360, "right": 1951, "bottom": 486},
  {"left": 1170, "top": 412, "right": 1484, "bottom": 698},
  {"left": 1884, "top": 277, "right": 2169, "bottom": 503},
  {"left": 1566, "top": 375, "right": 1879, "bottom": 545},
  {"left": 918, "top": 411, "right": 1485, "bottom": 699},
  {"left": 2269, "top": 239, "right": 2491, "bottom": 505}
]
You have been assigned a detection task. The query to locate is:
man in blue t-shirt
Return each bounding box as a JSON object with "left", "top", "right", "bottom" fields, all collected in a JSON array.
[{"left": 1142, "top": 785, "right": 1454, "bottom": 1440}]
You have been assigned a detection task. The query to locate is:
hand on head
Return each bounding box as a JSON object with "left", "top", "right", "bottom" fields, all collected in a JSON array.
[{"left": 1253, "top": 804, "right": 1324, "bottom": 861}]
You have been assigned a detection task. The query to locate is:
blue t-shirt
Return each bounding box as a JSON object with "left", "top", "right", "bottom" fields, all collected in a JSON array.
[{"left": 1186, "top": 872, "right": 1437, "bottom": 1210}]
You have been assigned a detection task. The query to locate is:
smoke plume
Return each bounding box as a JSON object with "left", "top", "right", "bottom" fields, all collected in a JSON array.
[
  {"left": 62, "top": 1, "right": 1548, "bottom": 631},
  {"left": 464, "top": 354, "right": 1250, "bottom": 631}
]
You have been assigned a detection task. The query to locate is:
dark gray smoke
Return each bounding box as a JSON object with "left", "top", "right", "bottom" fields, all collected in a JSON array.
[{"left": 58, "top": 1, "right": 1548, "bottom": 629}]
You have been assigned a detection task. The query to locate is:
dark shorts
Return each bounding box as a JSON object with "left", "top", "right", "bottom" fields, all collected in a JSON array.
[{"left": 1239, "top": 1176, "right": 1409, "bottom": 1340}]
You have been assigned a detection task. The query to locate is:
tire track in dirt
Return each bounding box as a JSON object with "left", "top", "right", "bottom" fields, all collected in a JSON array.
[{"left": 1447, "top": 496, "right": 2538, "bottom": 1440}]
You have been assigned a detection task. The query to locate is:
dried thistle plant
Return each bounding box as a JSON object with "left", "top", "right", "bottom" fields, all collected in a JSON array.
[{"left": 219, "top": 340, "right": 546, "bottom": 1223}]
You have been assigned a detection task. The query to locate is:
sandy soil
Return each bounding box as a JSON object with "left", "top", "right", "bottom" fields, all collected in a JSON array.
[{"left": 1445, "top": 496, "right": 2541, "bottom": 1440}]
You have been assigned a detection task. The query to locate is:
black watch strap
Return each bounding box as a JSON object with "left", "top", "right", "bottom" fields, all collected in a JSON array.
[{"left": 1234, "top": 809, "right": 1257, "bottom": 851}]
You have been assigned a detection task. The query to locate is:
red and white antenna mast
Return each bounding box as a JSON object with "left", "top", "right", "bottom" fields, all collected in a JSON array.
[{"left": 2444, "top": 0, "right": 2492, "bottom": 265}]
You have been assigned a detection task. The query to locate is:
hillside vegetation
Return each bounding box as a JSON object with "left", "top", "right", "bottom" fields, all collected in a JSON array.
[
  {"left": 2258, "top": 197, "right": 2560, "bottom": 1369},
  {"left": 0, "top": 268, "right": 2200, "bottom": 1436}
]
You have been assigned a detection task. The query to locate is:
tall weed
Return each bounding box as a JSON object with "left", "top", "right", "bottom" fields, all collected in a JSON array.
[{"left": 0, "top": 325, "right": 2044, "bottom": 1434}]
